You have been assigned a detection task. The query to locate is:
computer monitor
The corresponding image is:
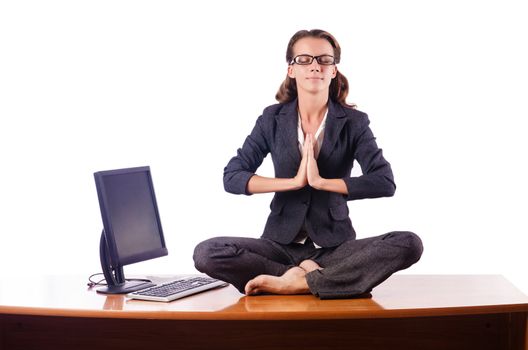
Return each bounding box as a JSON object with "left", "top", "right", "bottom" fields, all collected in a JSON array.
[{"left": 94, "top": 166, "right": 168, "bottom": 294}]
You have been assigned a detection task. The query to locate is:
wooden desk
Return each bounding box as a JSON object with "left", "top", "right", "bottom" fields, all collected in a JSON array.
[{"left": 1, "top": 275, "right": 527, "bottom": 349}]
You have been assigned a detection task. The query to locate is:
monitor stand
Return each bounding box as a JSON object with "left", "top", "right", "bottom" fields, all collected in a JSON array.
[{"left": 97, "top": 230, "right": 155, "bottom": 294}]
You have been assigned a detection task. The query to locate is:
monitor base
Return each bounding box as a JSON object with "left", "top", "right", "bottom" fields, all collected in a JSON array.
[{"left": 96, "top": 280, "right": 155, "bottom": 294}]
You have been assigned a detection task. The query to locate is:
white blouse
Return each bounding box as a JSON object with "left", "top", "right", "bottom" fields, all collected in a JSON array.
[{"left": 297, "top": 109, "right": 328, "bottom": 159}]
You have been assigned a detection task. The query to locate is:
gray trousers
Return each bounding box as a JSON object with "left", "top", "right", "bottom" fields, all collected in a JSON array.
[{"left": 193, "top": 231, "right": 423, "bottom": 299}]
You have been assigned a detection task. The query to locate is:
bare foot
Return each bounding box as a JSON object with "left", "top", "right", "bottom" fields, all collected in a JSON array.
[
  {"left": 244, "top": 266, "right": 310, "bottom": 296},
  {"left": 299, "top": 259, "right": 323, "bottom": 273}
]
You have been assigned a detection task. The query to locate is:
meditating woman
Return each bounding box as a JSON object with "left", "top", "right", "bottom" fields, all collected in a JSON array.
[{"left": 193, "top": 29, "right": 423, "bottom": 299}]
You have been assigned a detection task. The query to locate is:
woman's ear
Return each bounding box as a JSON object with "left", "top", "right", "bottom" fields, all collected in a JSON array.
[
  {"left": 287, "top": 65, "right": 295, "bottom": 79},
  {"left": 332, "top": 65, "right": 338, "bottom": 79}
]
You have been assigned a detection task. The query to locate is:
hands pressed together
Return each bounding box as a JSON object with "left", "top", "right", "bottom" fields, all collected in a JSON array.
[{"left": 294, "top": 133, "right": 324, "bottom": 190}]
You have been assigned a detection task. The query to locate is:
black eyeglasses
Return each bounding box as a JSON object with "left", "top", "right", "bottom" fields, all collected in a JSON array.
[{"left": 290, "top": 54, "right": 336, "bottom": 66}]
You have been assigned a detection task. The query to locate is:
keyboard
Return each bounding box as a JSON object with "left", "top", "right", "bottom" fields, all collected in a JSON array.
[{"left": 127, "top": 276, "right": 229, "bottom": 302}]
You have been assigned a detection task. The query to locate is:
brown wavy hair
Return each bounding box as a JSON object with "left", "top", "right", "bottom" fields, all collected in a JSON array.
[{"left": 275, "top": 29, "right": 356, "bottom": 109}]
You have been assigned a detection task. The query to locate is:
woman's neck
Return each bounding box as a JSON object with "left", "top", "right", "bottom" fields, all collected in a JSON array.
[{"left": 297, "top": 92, "right": 329, "bottom": 123}]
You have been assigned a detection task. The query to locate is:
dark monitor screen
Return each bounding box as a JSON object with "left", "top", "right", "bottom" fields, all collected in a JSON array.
[{"left": 94, "top": 166, "right": 168, "bottom": 293}]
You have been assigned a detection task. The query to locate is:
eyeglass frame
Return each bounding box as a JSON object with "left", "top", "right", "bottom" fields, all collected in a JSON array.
[{"left": 289, "top": 54, "right": 336, "bottom": 66}]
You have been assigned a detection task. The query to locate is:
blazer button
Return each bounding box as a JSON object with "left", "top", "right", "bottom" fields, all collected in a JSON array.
[{"left": 303, "top": 201, "right": 310, "bottom": 206}]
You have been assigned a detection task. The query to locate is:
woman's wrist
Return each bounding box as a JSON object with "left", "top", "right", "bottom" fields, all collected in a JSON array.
[
  {"left": 307, "top": 176, "right": 322, "bottom": 190},
  {"left": 312, "top": 178, "right": 349, "bottom": 195},
  {"left": 289, "top": 177, "right": 303, "bottom": 191}
]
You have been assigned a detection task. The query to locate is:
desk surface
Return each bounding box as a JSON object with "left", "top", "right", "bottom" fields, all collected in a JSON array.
[{"left": 1, "top": 274, "right": 528, "bottom": 320}]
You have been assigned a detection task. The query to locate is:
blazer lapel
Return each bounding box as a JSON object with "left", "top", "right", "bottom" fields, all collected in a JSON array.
[
  {"left": 276, "top": 100, "right": 301, "bottom": 164},
  {"left": 318, "top": 100, "right": 347, "bottom": 164}
]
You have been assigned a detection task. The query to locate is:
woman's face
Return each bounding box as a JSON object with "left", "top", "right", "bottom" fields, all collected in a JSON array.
[{"left": 287, "top": 37, "right": 337, "bottom": 97}]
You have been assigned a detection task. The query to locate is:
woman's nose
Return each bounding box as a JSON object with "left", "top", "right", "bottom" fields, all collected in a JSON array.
[{"left": 310, "top": 62, "right": 321, "bottom": 72}]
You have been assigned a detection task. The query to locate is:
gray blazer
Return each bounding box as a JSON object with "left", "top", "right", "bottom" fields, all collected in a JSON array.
[{"left": 223, "top": 98, "right": 395, "bottom": 248}]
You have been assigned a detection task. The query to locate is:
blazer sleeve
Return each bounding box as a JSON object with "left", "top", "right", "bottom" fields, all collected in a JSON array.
[
  {"left": 223, "top": 115, "right": 270, "bottom": 195},
  {"left": 343, "top": 115, "right": 396, "bottom": 201}
]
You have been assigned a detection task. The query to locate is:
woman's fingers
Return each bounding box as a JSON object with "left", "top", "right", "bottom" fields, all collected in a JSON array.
[
  {"left": 303, "top": 133, "right": 310, "bottom": 157},
  {"left": 307, "top": 134, "right": 314, "bottom": 159}
]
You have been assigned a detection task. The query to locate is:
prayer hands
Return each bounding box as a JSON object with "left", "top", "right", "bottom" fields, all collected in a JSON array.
[{"left": 294, "top": 133, "right": 323, "bottom": 190}]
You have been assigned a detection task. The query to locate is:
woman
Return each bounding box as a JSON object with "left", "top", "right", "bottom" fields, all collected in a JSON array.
[{"left": 193, "top": 29, "right": 423, "bottom": 299}]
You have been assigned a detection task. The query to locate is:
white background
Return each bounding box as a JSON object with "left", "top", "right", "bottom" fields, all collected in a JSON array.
[{"left": 1, "top": 1, "right": 527, "bottom": 292}]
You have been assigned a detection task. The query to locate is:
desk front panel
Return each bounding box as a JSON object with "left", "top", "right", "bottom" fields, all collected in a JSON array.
[{"left": 1, "top": 312, "right": 525, "bottom": 350}]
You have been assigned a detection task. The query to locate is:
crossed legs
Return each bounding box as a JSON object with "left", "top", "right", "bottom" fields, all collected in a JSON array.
[{"left": 193, "top": 231, "right": 423, "bottom": 299}]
